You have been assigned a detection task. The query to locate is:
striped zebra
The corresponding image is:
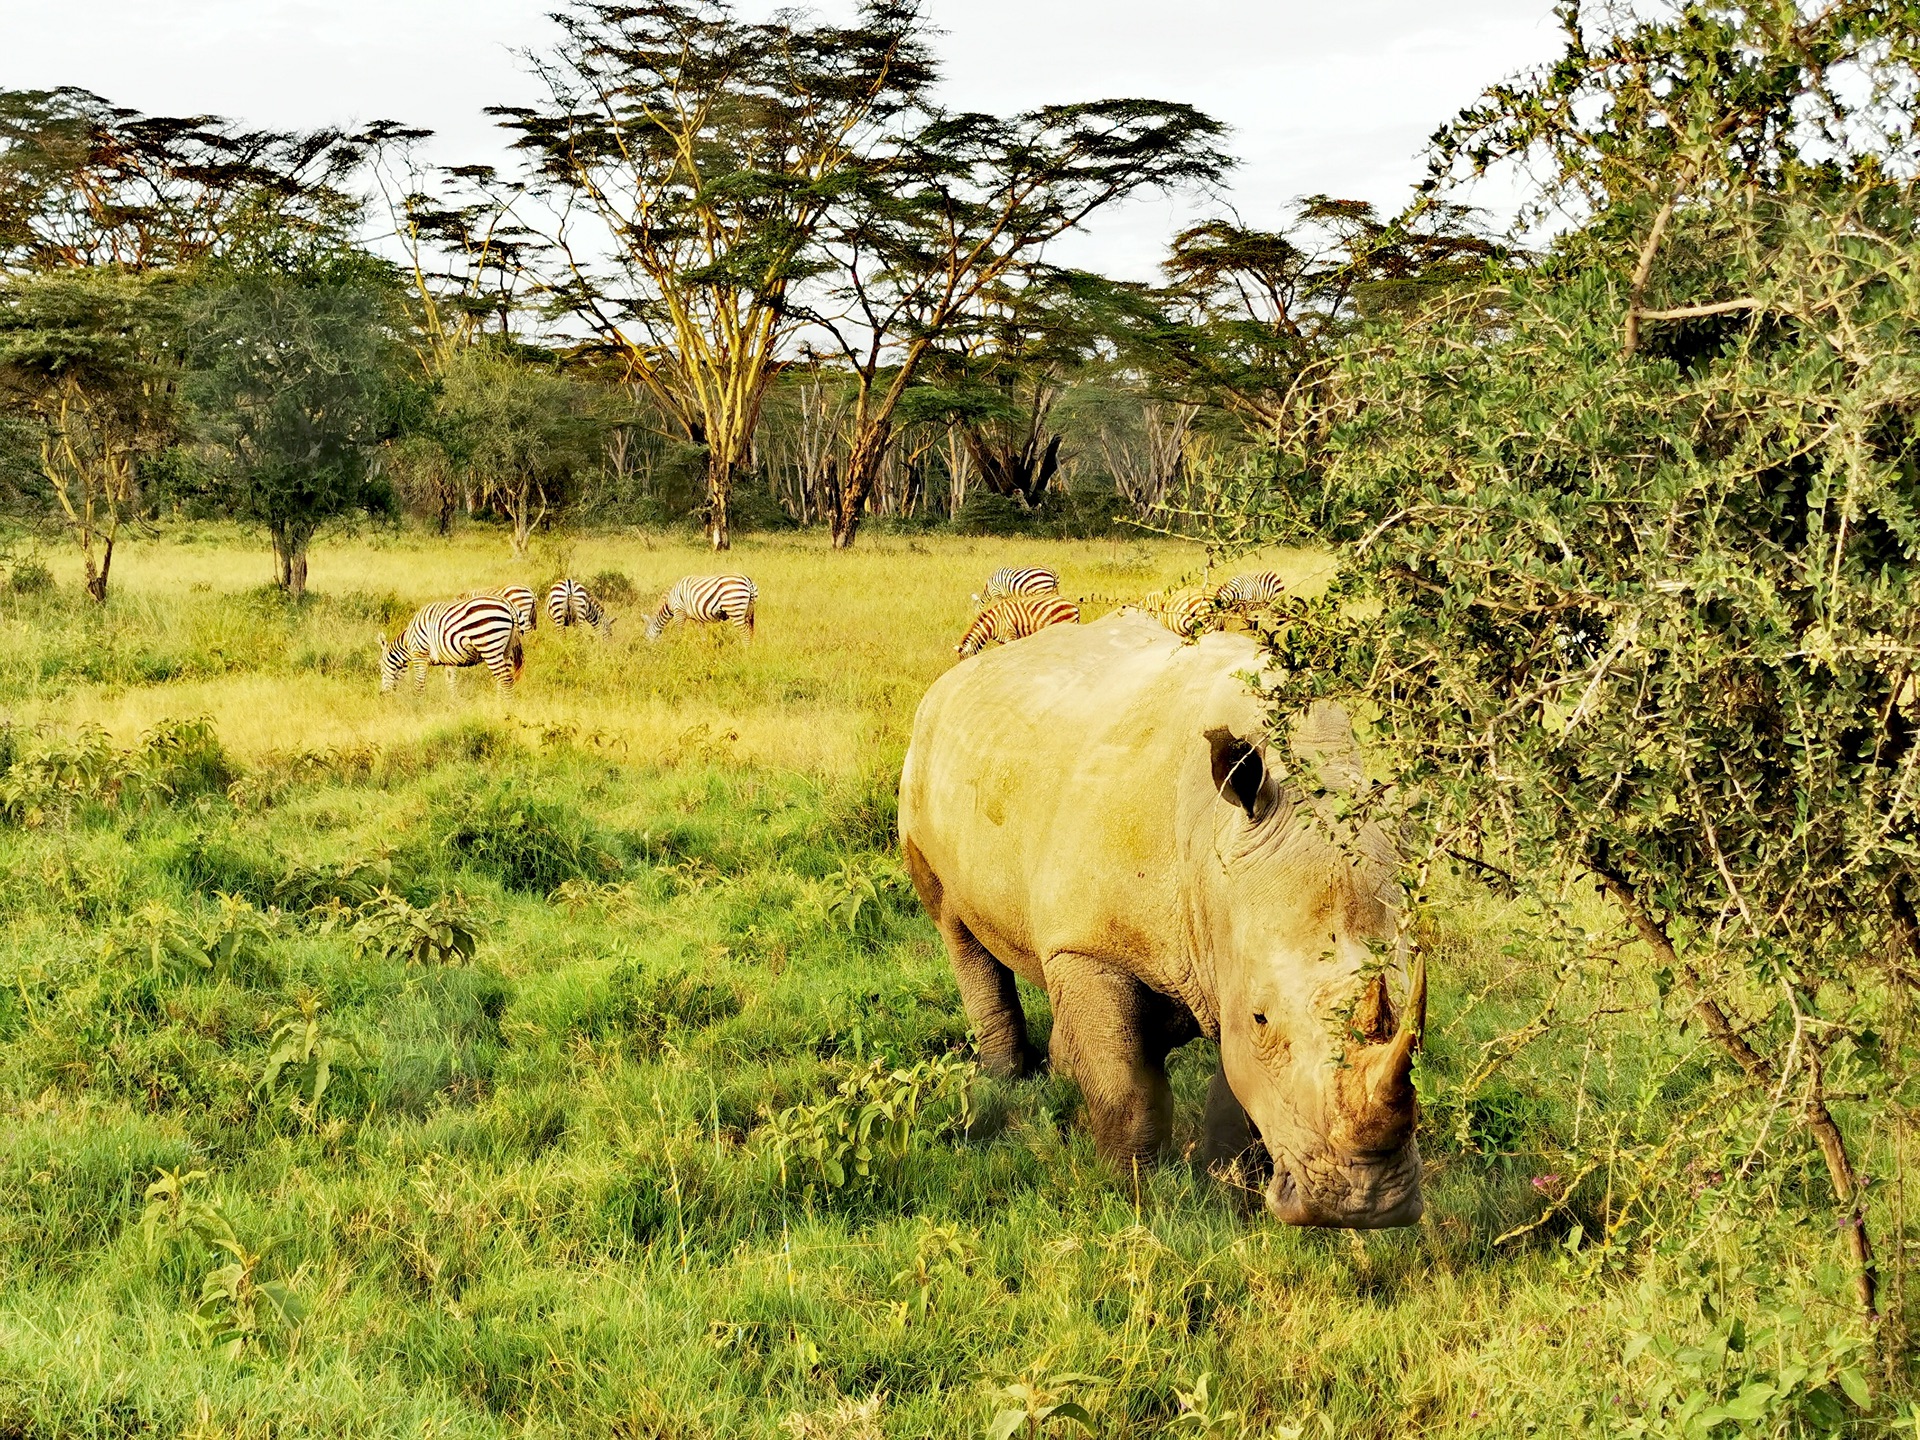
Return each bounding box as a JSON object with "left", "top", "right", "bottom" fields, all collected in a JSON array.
[
  {"left": 466, "top": 584, "right": 537, "bottom": 631},
  {"left": 547, "top": 579, "right": 612, "bottom": 635},
  {"left": 646, "top": 575, "right": 759, "bottom": 640},
  {"left": 379, "top": 596, "right": 525, "bottom": 694},
  {"left": 1214, "top": 571, "right": 1284, "bottom": 609},
  {"left": 1137, "top": 588, "right": 1219, "bottom": 640},
  {"left": 973, "top": 566, "right": 1060, "bottom": 604},
  {"left": 955, "top": 595, "right": 1080, "bottom": 658}
]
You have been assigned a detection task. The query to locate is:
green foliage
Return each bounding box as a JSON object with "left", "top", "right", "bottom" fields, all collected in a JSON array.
[
  {"left": 440, "top": 782, "right": 618, "bottom": 893},
  {"left": 0, "top": 717, "right": 235, "bottom": 826},
  {"left": 258, "top": 993, "right": 349, "bottom": 1122},
  {"left": 760, "top": 1052, "right": 975, "bottom": 1199},
  {"left": 182, "top": 236, "right": 402, "bottom": 594},
  {"left": 349, "top": 887, "right": 480, "bottom": 966},
  {"left": 986, "top": 1372, "right": 1102, "bottom": 1440},
  {"left": 1195, "top": 0, "right": 1920, "bottom": 1322}
]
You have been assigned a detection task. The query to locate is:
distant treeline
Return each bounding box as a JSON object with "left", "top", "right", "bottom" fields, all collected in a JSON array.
[{"left": 0, "top": 0, "right": 1499, "bottom": 596}]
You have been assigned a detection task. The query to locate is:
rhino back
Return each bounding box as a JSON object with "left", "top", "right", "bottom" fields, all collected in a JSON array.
[{"left": 900, "top": 612, "right": 1271, "bottom": 989}]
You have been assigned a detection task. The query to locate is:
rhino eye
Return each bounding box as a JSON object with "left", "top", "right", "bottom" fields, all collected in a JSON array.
[{"left": 1253, "top": 1011, "right": 1268, "bottom": 1026}]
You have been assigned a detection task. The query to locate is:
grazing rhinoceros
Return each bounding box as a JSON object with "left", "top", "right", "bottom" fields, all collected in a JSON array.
[{"left": 898, "top": 610, "right": 1424, "bottom": 1227}]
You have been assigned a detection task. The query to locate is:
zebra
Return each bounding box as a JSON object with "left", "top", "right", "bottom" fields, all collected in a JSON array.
[
  {"left": 379, "top": 596, "right": 525, "bottom": 694},
  {"left": 973, "top": 566, "right": 1061, "bottom": 604},
  {"left": 547, "top": 579, "right": 612, "bottom": 636},
  {"left": 465, "top": 584, "right": 537, "bottom": 631},
  {"left": 1136, "top": 588, "right": 1219, "bottom": 640},
  {"left": 955, "top": 595, "right": 1080, "bottom": 658},
  {"left": 646, "top": 575, "right": 758, "bottom": 640},
  {"left": 1214, "top": 571, "right": 1284, "bottom": 610}
]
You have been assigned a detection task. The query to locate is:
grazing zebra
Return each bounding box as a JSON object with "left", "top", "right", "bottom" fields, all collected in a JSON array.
[
  {"left": 466, "top": 584, "right": 537, "bottom": 631},
  {"left": 955, "top": 595, "right": 1081, "bottom": 658},
  {"left": 547, "top": 579, "right": 612, "bottom": 635},
  {"left": 1137, "top": 589, "right": 1219, "bottom": 640},
  {"left": 1214, "top": 571, "right": 1284, "bottom": 609},
  {"left": 646, "top": 575, "right": 758, "bottom": 640},
  {"left": 974, "top": 566, "right": 1061, "bottom": 604},
  {"left": 379, "top": 596, "right": 525, "bottom": 694}
]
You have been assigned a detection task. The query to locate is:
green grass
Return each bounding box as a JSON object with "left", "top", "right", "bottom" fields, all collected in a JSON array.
[{"left": 0, "top": 525, "right": 1905, "bottom": 1438}]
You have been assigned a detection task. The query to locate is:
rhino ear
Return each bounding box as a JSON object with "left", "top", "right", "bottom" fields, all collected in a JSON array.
[{"left": 1206, "top": 727, "right": 1269, "bottom": 821}]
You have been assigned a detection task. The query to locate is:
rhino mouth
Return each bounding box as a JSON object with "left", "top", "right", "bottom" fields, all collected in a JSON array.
[{"left": 1266, "top": 1145, "right": 1424, "bottom": 1229}]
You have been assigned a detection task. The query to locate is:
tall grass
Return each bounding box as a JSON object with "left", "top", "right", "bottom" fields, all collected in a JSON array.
[{"left": 0, "top": 526, "right": 1901, "bottom": 1438}]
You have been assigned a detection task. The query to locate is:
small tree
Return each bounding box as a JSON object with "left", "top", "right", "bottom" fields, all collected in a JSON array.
[
  {"left": 184, "top": 244, "right": 397, "bottom": 597},
  {"left": 0, "top": 269, "right": 174, "bottom": 600},
  {"left": 436, "top": 347, "right": 604, "bottom": 556}
]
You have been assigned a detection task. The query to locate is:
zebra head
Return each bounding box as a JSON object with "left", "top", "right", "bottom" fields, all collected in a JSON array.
[{"left": 377, "top": 634, "right": 408, "bottom": 693}]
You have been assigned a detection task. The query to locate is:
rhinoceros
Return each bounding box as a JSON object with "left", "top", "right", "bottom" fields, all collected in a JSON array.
[{"left": 898, "top": 610, "right": 1425, "bottom": 1227}]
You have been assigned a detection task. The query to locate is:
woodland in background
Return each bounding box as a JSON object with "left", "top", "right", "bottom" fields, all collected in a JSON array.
[{"left": 0, "top": 0, "right": 1496, "bottom": 591}]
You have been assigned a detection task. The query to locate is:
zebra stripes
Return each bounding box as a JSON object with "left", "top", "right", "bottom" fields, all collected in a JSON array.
[
  {"left": 955, "top": 595, "right": 1081, "bottom": 658},
  {"left": 1137, "top": 589, "right": 1219, "bottom": 640},
  {"left": 465, "top": 584, "right": 537, "bottom": 631},
  {"left": 380, "top": 596, "right": 525, "bottom": 694},
  {"left": 1215, "top": 571, "right": 1284, "bottom": 609},
  {"left": 547, "top": 579, "right": 611, "bottom": 635},
  {"left": 646, "top": 575, "right": 758, "bottom": 640},
  {"left": 977, "top": 566, "right": 1060, "bottom": 601}
]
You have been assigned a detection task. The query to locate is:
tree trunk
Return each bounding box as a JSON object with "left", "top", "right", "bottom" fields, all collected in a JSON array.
[
  {"left": 84, "top": 534, "right": 111, "bottom": 604},
  {"left": 707, "top": 452, "right": 733, "bottom": 551},
  {"left": 510, "top": 485, "right": 533, "bottom": 559},
  {"left": 831, "top": 423, "right": 892, "bottom": 550}
]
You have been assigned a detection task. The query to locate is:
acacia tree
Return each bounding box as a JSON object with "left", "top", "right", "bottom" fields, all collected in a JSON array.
[
  {"left": 810, "top": 100, "right": 1229, "bottom": 547},
  {"left": 1155, "top": 198, "right": 1496, "bottom": 431},
  {"left": 0, "top": 87, "right": 361, "bottom": 275},
  {"left": 1244, "top": 0, "right": 1920, "bottom": 1324},
  {"left": 0, "top": 271, "right": 173, "bottom": 600},
  {"left": 491, "top": 0, "right": 934, "bottom": 550}
]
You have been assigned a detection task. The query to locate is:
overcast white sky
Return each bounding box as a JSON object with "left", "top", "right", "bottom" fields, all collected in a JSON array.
[{"left": 0, "top": 0, "right": 1565, "bottom": 278}]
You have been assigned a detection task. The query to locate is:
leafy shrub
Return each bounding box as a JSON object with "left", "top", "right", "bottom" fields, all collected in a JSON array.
[
  {"left": 589, "top": 568, "right": 636, "bottom": 602},
  {"left": 0, "top": 718, "right": 234, "bottom": 827},
  {"left": 604, "top": 960, "right": 739, "bottom": 1052},
  {"left": 759, "top": 1053, "right": 975, "bottom": 1199},
  {"left": 953, "top": 491, "right": 1039, "bottom": 536},
  {"left": 441, "top": 783, "right": 618, "bottom": 893},
  {"left": 135, "top": 718, "right": 237, "bottom": 802},
  {"left": 6, "top": 554, "right": 55, "bottom": 595},
  {"left": 350, "top": 888, "right": 480, "bottom": 966}
]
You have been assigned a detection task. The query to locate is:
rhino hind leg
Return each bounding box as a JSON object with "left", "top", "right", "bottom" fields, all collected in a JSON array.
[
  {"left": 1044, "top": 958, "right": 1175, "bottom": 1169},
  {"left": 903, "top": 839, "right": 1041, "bottom": 1078}
]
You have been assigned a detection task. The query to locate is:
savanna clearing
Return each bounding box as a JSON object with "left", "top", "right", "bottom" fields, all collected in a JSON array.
[{"left": 0, "top": 528, "right": 1891, "bottom": 1439}]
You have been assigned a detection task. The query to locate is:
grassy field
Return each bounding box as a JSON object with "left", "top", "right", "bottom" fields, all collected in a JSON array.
[{"left": 0, "top": 526, "right": 1901, "bottom": 1439}]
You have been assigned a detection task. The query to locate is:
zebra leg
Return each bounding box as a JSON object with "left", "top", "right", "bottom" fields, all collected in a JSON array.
[
  {"left": 445, "top": 665, "right": 459, "bottom": 696},
  {"left": 414, "top": 659, "right": 429, "bottom": 696}
]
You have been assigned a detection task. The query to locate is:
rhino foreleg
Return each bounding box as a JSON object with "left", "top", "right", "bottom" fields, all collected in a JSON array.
[
  {"left": 1044, "top": 958, "right": 1174, "bottom": 1168},
  {"left": 1200, "top": 1059, "right": 1272, "bottom": 1204}
]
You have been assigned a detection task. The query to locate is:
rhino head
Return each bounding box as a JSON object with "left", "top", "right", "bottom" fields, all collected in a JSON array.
[{"left": 1198, "top": 709, "right": 1425, "bottom": 1229}]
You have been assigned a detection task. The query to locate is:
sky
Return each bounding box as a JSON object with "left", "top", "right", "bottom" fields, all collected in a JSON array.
[{"left": 0, "top": 0, "right": 1566, "bottom": 278}]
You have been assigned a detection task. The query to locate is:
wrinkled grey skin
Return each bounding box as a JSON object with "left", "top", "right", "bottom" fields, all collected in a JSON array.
[{"left": 898, "top": 611, "right": 1423, "bottom": 1227}]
